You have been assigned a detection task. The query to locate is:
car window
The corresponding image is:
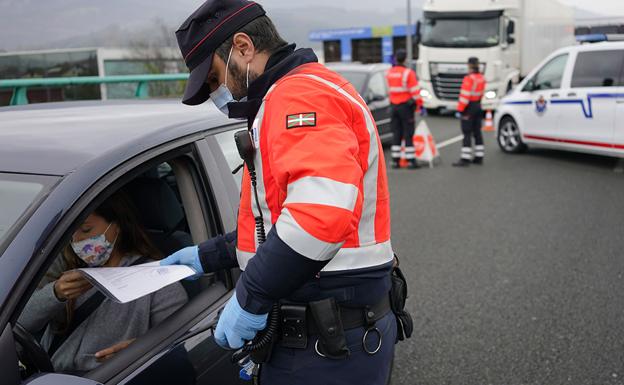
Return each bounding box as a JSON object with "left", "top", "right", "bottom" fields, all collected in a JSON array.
[
  {"left": 367, "top": 72, "right": 387, "bottom": 98},
  {"left": 0, "top": 173, "right": 56, "bottom": 249},
  {"left": 12, "top": 151, "right": 232, "bottom": 380},
  {"left": 524, "top": 54, "right": 568, "bottom": 92},
  {"left": 214, "top": 130, "right": 243, "bottom": 190},
  {"left": 571, "top": 50, "right": 624, "bottom": 88}
]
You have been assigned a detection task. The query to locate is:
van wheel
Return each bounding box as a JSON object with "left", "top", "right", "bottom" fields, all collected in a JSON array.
[{"left": 498, "top": 116, "right": 527, "bottom": 153}]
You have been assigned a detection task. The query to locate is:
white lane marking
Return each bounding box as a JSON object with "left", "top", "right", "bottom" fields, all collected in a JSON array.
[{"left": 437, "top": 134, "right": 464, "bottom": 149}]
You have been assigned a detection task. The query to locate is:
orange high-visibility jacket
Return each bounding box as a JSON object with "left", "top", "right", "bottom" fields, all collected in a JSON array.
[
  {"left": 236, "top": 63, "right": 393, "bottom": 275},
  {"left": 457, "top": 72, "right": 486, "bottom": 112},
  {"left": 386, "top": 65, "right": 422, "bottom": 106}
]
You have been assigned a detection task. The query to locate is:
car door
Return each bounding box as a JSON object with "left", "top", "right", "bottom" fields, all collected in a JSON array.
[
  {"left": 557, "top": 49, "right": 623, "bottom": 147},
  {"left": 519, "top": 53, "right": 570, "bottom": 141},
  {"left": 615, "top": 58, "right": 624, "bottom": 152},
  {"left": 365, "top": 70, "right": 392, "bottom": 141},
  {"left": 113, "top": 136, "right": 244, "bottom": 385},
  {"left": 6, "top": 139, "right": 241, "bottom": 385}
]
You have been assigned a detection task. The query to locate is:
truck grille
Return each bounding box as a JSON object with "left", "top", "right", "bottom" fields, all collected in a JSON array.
[{"left": 431, "top": 73, "right": 465, "bottom": 101}]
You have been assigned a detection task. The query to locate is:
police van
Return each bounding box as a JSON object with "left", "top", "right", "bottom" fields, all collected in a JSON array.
[{"left": 495, "top": 40, "right": 624, "bottom": 157}]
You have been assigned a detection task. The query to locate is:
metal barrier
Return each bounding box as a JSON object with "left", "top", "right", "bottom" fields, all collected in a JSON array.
[{"left": 0, "top": 74, "right": 190, "bottom": 106}]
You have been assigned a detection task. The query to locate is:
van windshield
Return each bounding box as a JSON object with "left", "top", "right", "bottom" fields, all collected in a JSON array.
[
  {"left": 0, "top": 173, "right": 56, "bottom": 249},
  {"left": 422, "top": 16, "right": 500, "bottom": 48}
]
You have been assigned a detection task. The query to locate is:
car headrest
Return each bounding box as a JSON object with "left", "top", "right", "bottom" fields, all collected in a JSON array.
[{"left": 125, "top": 177, "right": 185, "bottom": 233}]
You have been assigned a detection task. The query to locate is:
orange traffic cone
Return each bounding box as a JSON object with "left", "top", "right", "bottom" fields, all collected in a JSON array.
[{"left": 483, "top": 110, "right": 494, "bottom": 132}]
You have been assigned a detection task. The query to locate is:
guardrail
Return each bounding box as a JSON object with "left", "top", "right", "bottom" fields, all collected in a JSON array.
[{"left": 0, "top": 74, "right": 190, "bottom": 106}]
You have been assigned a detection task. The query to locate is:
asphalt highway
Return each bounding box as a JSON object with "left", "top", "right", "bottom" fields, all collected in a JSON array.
[{"left": 388, "top": 115, "right": 624, "bottom": 385}]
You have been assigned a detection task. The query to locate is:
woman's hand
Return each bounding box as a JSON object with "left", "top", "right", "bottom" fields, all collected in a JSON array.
[
  {"left": 53, "top": 270, "right": 92, "bottom": 301},
  {"left": 95, "top": 339, "right": 135, "bottom": 362}
]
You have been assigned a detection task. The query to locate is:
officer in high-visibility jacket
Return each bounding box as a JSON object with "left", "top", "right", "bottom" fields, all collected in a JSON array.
[
  {"left": 160, "top": 1, "right": 412, "bottom": 384},
  {"left": 453, "top": 57, "right": 486, "bottom": 167},
  {"left": 386, "top": 49, "right": 423, "bottom": 169}
]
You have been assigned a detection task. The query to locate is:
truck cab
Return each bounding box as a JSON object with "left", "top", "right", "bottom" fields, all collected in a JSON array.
[{"left": 416, "top": 0, "right": 574, "bottom": 112}]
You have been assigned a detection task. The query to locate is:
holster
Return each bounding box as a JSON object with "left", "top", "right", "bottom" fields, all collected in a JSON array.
[
  {"left": 390, "top": 259, "right": 414, "bottom": 342},
  {"left": 309, "top": 297, "right": 350, "bottom": 359}
]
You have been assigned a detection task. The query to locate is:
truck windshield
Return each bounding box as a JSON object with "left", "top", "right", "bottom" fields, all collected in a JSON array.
[
  {"left": 0, "top": 173, "right": 56, "bottom": 251},
  {"left": 422, "top": 16, "right": 500, "bottom": 48}
]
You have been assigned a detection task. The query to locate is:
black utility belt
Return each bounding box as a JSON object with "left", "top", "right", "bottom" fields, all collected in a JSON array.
[{"left": 279, "top": 296, "right": 391, "bottom": 358}]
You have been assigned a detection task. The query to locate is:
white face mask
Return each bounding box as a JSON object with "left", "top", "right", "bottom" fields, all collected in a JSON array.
[
  {"left": 70, "top": 223, "right": 118, "bottom": 267},
  {"left": 210, "top": 46, "right": 250, "bottom": 117}
]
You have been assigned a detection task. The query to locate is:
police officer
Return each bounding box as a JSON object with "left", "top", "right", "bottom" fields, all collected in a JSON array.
[
  {"left": 453, "top": 57, "right": 486, "bottom": 167},
  {"left": 161, "top": 1, "right": 411, "bottom": 384},
  {"left": 386, "top": 48, "right": 423, "bottom": 169}
]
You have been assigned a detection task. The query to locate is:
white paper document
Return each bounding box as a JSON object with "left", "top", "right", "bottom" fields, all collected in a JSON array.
[{"left": 78, "top": 262, "right": 195, "bottom": 303}]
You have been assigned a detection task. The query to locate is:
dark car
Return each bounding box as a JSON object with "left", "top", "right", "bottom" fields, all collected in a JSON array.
[
  {"left": 326, "top": 63, "right": 393, "bottom": 143},
  {"left": 0, "top": 100, "right": 249, "bottom": 385}
]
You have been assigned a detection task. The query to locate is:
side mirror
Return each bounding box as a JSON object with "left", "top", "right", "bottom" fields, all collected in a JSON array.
[
  {"left": 523, "top": 79, "right": 536, "bottom": 92},
  {"left": 506, "top": 20, "right": 516, "bottom": 44},
  {"left": 414, "top": 20, "right": 422, "bottom": 45},
  {"left": 366, "top": 91, "right": 385, "bottom": 104},
  {"left": 25, "top": 373, "right": 103, "bottom": 385}
]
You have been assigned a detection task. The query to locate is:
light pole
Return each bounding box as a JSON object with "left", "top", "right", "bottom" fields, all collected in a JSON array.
[{"left": 406, "top": 0, "right": 413, "bottom": 69}]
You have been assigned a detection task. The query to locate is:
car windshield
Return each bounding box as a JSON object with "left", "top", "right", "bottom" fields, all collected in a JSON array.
[
  {"left": 0, "top": 173, "right": 55, "bottom": 249},
  {"left": 422, "top": 16, "right": 500, "bottom": 48},
  {"left": 333, "top": 70, "right": 368, "bottom": 94}
]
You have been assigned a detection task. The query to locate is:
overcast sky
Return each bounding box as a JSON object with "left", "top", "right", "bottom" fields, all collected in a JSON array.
[
  {"left": 558, "top": 0, "right": 624, "bottom": 17},
  {"left": 0, "top": 0, "right": 621, "bottom": 52}
]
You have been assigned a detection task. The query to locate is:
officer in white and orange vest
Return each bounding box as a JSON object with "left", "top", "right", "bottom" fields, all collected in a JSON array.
[
  {"left": 453, "top": 57, "right": 486, "bottom": 167},
  {"left": 161, "top": 1, "right": 413, "bottom": 384},
  {"left": 386, "top": 48, "right": 423, "bottom": 169}
]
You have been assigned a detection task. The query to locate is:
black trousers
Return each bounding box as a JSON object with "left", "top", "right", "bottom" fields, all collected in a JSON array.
[
  {"left": 460, "top": 102, "right": 484, "bottom": 161},
  {"left": 390, "top": 102, "right": 416, "bottom": 162},
  {"left": 261, "top": 312, "right": 396, "bottom": 385}
]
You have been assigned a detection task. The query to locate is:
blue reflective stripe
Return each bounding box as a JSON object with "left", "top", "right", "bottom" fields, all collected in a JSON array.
[
  {"left": 504, "top": 101, "right": 533, "bottom": 105},
  {"left": 550, "top": 93, "right": 624, "bottom": 118},
  {"left": 504, "top": 93, "right": 624, "bottom": 119}
]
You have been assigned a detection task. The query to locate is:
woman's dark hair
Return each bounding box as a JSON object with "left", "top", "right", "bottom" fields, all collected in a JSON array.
[
  {"left": 215, "top": 15, "right": 287, "bottom": 62},
  {"left": 53, "top": 189, "right": 162, "bottom": 333},
  {"left": 61, "top": 189, "right": 162, "bottom": 270}
]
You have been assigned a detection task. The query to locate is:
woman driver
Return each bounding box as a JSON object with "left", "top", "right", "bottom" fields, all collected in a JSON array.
[{"left": 19, "top": 190, "right": 188, "bottom": 374}]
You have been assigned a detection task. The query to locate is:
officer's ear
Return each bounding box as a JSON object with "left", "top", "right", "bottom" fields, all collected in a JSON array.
[{"left": 231, "top": 32, "right": 255, "bottom": 63}]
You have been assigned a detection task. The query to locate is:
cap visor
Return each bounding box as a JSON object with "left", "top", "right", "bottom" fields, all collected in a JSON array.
[{"left": 182, "top": 56, "right": 213, "bottom": 106}]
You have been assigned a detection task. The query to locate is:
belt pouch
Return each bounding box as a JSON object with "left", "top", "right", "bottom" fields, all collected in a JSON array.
[
  {"left": 279, "top": 304, "right": 308, "bottom": 349},
  {"left": 309, "top": 297, "right": 350, "bottom": 359},
  {"left": 390, "top": 265, "right": 414, "bottom": 342}
]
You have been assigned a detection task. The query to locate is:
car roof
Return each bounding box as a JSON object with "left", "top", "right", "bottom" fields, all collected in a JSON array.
[
  {"left": 556, "top": 41, "right": 624, "bottom": 55},
  {"left": 325, "top": 62, "right": 391, "bottom": 73},
  {"left": 0, "top": 100, "right": 231, "bottom": 176}
]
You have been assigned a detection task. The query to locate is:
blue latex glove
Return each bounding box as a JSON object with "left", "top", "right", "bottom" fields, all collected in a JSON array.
[
  {"left": 455, "top": 111, "right": 462, "bottom": 119},
  {"left": 160, "top": 245, "right": 203, "bottom": 279},
  {"left": 214, "top": 294, "right": 268, "bottom": 349},
  {"left": 419, "top": 107, "right": 428, "bottom": 117}
]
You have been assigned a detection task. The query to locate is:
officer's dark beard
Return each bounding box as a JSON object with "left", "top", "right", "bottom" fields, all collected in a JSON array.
[{"left": 227, "top": 58, "right": 260, "bottom": 101}]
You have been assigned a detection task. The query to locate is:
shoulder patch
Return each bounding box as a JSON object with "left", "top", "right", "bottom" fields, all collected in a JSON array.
[{"left": 286, "top": 112, "right": 316, "bottom": 129}]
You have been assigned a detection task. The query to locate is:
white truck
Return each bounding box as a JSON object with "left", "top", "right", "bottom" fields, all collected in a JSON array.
[{"left": 416, "top": 0, "right": 576, "bottom": 111}]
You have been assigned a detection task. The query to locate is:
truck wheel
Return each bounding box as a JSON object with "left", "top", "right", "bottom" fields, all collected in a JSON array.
[{"left": 498, "top": 116, "right": 527, "bottom": 153}]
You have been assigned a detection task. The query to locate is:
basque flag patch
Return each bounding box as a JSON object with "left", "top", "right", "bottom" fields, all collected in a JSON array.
[{"left": 286, "top": 112, "right": 316, "bottom": 129}]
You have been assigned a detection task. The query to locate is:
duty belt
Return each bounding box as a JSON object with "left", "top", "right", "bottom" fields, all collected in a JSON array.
[{"left": 279, "top": 295, "right": 391, "bottom": 358}]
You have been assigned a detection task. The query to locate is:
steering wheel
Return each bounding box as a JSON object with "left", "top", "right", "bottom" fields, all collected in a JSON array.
[{"left": 12, "top": 322, "right": 54, "bottom": 376}]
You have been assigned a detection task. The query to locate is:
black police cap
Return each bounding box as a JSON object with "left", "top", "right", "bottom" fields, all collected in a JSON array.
[{"left": 176, "top": 0, "right": 266, "bottom": 105}]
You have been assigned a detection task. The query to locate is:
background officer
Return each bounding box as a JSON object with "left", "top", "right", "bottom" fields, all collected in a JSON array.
[
  {"left": 161, "top": 1, "right": 409, "bottom": 384},
  {"left": 453, "top": 56, "right": 486, "bottom": 167},
  {"left": 386, "top": 48, "right": 423, "bottom": 169}
]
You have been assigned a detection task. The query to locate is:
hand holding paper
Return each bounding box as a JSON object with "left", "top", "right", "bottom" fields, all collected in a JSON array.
[{"left": 78, "top": 262, "right": 196, "bottom": 303}]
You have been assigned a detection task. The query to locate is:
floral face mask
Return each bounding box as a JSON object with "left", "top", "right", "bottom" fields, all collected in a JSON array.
[{"left": 70, "top": 223, "right": 118, "bottom": 267}]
